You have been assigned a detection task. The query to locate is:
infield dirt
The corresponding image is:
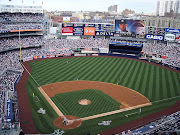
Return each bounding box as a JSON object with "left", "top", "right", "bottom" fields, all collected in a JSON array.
[
  {"left": 40, "top": 80, "right": 151, "bottom": 108},
  {"left": 39, "top": 80, "right": 151, "bottom": 129}
]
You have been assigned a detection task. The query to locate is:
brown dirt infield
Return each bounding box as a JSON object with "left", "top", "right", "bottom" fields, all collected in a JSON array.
[
  {"left": 40, "top": 80, "right": 151, "bottom": 108},
  {"left": 38, "top": 81, "right": 151, "bottom": 127},
  {"left": 78, "top": 99, "right": 91, "bottom": 105},
  {"left": 54, "top": 115, "right": 82, "bottom": 129}
]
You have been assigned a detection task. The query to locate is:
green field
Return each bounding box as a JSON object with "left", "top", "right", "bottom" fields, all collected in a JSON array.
[
  {"left": 25, "top": 57, "right": 180, "bottom": 134},
  {"left": 51, "top": 89, "right": 121, "bottom": 118}
]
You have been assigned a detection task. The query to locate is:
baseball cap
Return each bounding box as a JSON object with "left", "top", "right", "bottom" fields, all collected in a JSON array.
[{"left": 119, "top": 19, "right": 127, "bottom": 24}]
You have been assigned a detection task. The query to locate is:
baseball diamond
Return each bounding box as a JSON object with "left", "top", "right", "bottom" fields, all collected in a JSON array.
[
  {"left": 38, "top": 81, "right": 151, "bottom": 129},
  {"left": 16, "top": 56, "right": 180, "bottom": 135}
]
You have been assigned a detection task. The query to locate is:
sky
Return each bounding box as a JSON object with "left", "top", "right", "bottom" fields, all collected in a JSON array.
[{"left": 0, "top": 0, "right": 156, "bottom": 13}]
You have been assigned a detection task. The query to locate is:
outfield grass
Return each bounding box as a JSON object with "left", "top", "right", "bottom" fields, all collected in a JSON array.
[
  {"left": 51, "top": 89, "right": 121, "bottom": 118},
  {"left": 25, "top": 57, "right": 180, "bottom": 134}
]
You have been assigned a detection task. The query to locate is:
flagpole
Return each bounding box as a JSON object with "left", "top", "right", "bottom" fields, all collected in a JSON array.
[{"left": 19, "top": 26, "right": 21, "bottom": 62}]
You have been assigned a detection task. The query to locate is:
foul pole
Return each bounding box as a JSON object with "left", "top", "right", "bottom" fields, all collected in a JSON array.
[{"left": 19, "top": 26, "right": 21, "bottom": 62}]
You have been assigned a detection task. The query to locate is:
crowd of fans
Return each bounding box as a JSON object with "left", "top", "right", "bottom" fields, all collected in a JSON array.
[
  {"left": 0, "top": 70, "right": 21, "bottom": 132},
  {"left": 0, "top": 23, "right": 43, "bottom": 32},
  {"left": 0, "top": 37, "right": 109, "bottom": 52},
  {"left": 0, "top": 90, "right": 6, "bottom": 127},
  {"left": 43, "top": 38, "right": 109, "bottom": 49},
  {"left": 0, "top": 13, "right": 43, "bottom": 22},
  {"left": 142, "top": 42, "right": 180, "bottom": 68},
  {"left": 120, "top": 111, "right": 180, "bottom": 135},
  {"left": 0, "top": 36, "right": 43, "bottom": 51},
  {"left": 0, "top": 71, "right": 20, "bottom": 91},
  {"left": 0, "top": 12, "right": 43, "bottom": 133},
  {"left": 0, "top": 51, "right": 23, "bottom": 72}
]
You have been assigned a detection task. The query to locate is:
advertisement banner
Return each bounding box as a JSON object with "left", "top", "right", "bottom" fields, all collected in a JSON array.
[
  {"left": 95, "top": 24, "right": 102, "bottom": 31},
  {"left": 73, "top": 26, "right": 84, "bottom": 35},
  {"left": 84, "top": 27, "right": 95, "bottom": 35},
  {"left": 6, "top": 99, "right": 13, "bottom": 123},
  {"left": 161, "top": 55, "right": 168, "bottom": 59},
  {"left": 63, "top": 17, "right": 70, "bottom": 22},
  {"left": 73, "top": 23, "right": 84, "bottom": 27},
  {"left": 120, "top": 33, "right": 136, "bottom": 38},
  {"left": 144, "top": 34, "right": 164, "bottom": 41},
  {"left": 115, "top": 19, "right": 146, "bottom": 35},
  {"left": 62, "top": 27, "right": 73, "bottom": 35},
  {"left": 102, "top": 24, "right": 114, "bottom": 32},
  {"left": 175, "top": 34, "right": 180, "bottom": 43},
  {"left": 85, "top": 24, "right": 95, "bottom": 27},
  {"left": 23, "top": 57, "right": 33, "bottom": 62},
  {"left": 165, "top": 34, "right": 175, "bottom": 41},
  {"left": 85, "top": 48, "right": 92, "bottom": 51},
  {"left": 62, "top": 23, "right": 73, "bottom": 27},
  {"left": 165, "top": 28, "right": 180, "bottom": 33},
  {"left": 95, "top": 31, "right": 114, "bottom": 36},
  {"left": 33, "top": 56, "right": 38, "bottom": 59},
  {"left": 38, "top": 56, "right": 43, "bottom": 59}
]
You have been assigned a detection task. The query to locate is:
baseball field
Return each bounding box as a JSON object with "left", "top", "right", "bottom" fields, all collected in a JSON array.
[{"left": 16, "top": 56, "right": 180, "bottom": 135}]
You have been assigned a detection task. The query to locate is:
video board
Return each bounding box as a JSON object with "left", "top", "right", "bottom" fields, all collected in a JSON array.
[{"left": 115, "top": 19, "right": 146, "bottom": 35}]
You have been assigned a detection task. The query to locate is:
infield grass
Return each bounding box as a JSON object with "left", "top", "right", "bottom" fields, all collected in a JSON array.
[
  {"left": 25, "top": 57, "right": 180, "bottom": 134},
  {"left": 51, "top": 89, "right": 121, "bottom": 118}
]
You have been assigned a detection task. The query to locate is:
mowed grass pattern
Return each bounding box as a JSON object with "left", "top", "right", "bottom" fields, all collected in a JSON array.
[
  {"left": 25, "top": 57, "right": 180, "bottom": 134},
  {"left": 51, "top": 89, "right": 121, "bottom": 118}
]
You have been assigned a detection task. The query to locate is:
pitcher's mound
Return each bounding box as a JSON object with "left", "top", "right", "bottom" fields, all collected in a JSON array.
[
  {"left": 54, "top": 115, "right": 82, "bottom": 129},
  {"left": 78, "top": 99, "right": 91, "bottom": 105}
]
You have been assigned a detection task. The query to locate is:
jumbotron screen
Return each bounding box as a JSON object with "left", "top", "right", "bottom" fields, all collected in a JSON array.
[{"left": 115, "top": 19, "right": 146, "bottom": 35}]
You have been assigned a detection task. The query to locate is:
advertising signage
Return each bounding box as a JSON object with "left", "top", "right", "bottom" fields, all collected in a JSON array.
[
  {"left": 6, "top": 99, "right": 13, "bottom": 123},
  {"left": 95, "top": 24, "right": 102, "bottom": 31},
  {"left": 62, "top": 23, "right": 73, "bottom": 27},
  {"left": 73, "top": 27, "right": 84, "bottom": 35},
  {"left": 73, "top": 23, "right": 84, "bottom": 27},
  {"left": 103, "top": 24, "right": 114, "bottom": 32},
  {"left": 85, "top": 24, "right": 95, "bottom": 27},
  {"left": 62, "top": 27, "right": 73, "bottom": 35},
  {"left": 147, "top": 27, "right": 166, "bottom": 35},
  {"left": 95, "top": 31, "right": 114, "bottom": 36},
  {"left": 63, "top": 17, "right": 70, "bottom": 23},
  {"left": 165, "top": 34, "right": 175, "bottom": 41},
  {"left": 165, "top": 28, "right": 180, "bottom": 33},
  {"left": 115, "top": 19, "right": 146, "bottom": 35},
  {"left": 144, "top": 34, "right": 164, "bottom": 41},
  {"left": 84, "top": 27, "right": 95, "bottom": 35},
  {"left": 175, "top": 34, "right": 180, "bottom": 43}
]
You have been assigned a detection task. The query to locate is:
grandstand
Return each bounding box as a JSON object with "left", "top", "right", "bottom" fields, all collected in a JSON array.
[
  {"left": 121, "top": 111, "right": 180, "bottom": 134},
  {"left": 0, "top": 3, "right": 43, "bottom": 134}
]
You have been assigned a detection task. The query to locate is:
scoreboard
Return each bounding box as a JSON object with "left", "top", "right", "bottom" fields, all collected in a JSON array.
[{"left": 147, "top": 27, "right": 166, "bottom": 35}]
